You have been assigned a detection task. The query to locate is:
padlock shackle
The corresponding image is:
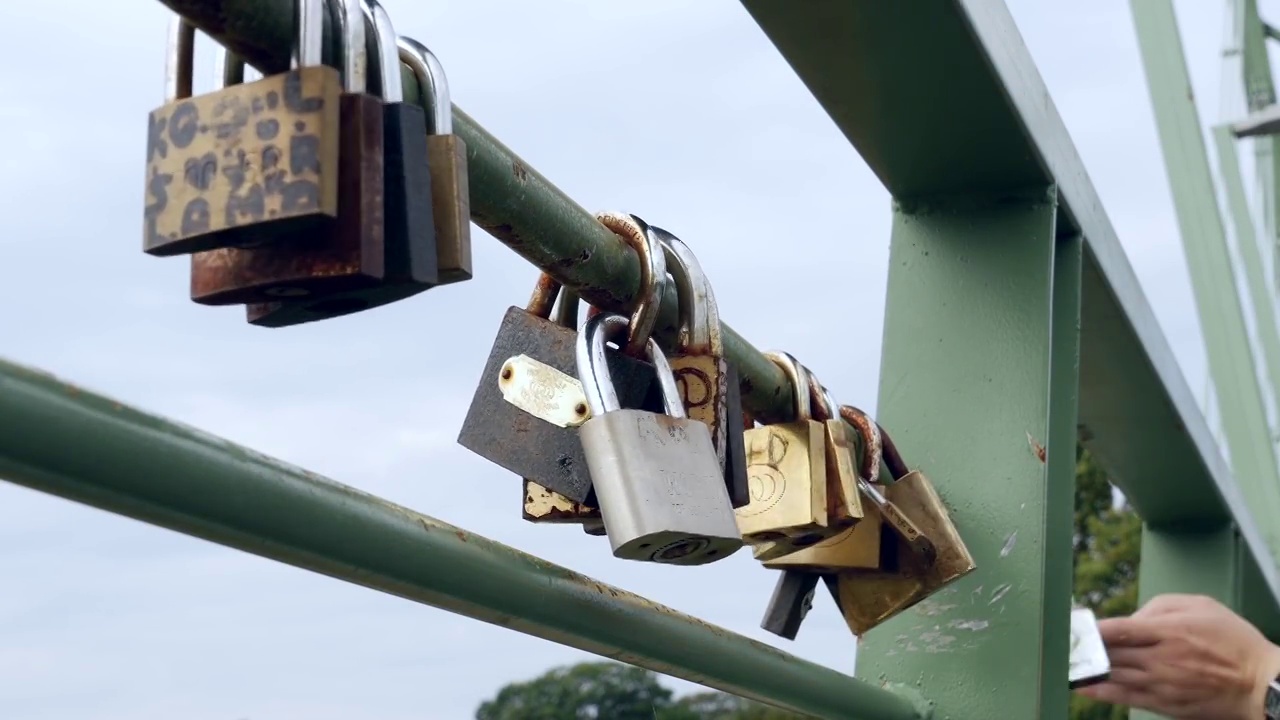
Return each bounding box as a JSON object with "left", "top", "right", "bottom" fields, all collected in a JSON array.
[
  {"left": 332, "top": 0, "right": 367, "bottom": 93},
  {"left": 764, "top": 351, "right": 813, "bottom": 422},
  {"left": 397, "top": 36, "right": 453, "bottom": 135},
  {"left": 595, "top": 212, "right": 667, "bottom": 358},
  {"left": 164, "top": 16, "right": 196, "bottom": 103},
  {"left": 577, "top": 312, "right": 683, "bottom": 419},
  {"left": 642, "top": 219, "right": 720, "bottom": 356},
  {"left": 361, "top": 0, "right": 402, "bottom": 103},
  {"left": 209, "top": 0, "right": 325, "bottom": 90}
]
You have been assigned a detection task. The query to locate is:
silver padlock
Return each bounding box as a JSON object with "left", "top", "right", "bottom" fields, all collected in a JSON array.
[{"left": 576, "top": 312, "right": 743, "bottom": 565}]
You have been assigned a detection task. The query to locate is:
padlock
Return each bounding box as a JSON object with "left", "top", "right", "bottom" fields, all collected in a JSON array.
[
  {"left": 576, "top": 312, "right": 743, "bottom": 565},
  {"left": 841, "top": 405, "right": 937, "bottom": 563},
  {"left": 245, "top": 0, "right": 441, "bottom": 327},
  {"left": 760, "top": 570, "right": 820, "bottom": 641},
  {"left": 144, "top": 3, "right": 341, "bottom": 257},
  {"left": 829, "top": 468, "right": 976, "bottom": 635},
  {"left": 519, "top": 286, "right": 603, "bottom": 528},
  {"left": 457, "top": 274, "right": 657, "bottom": 504},
  {"left": 735, "top": 351, "right": 834, "bottom": 556},
  {"left": 759, "top": 401, "right": 891, "bottom": 571},
  {"left": 189, "top": 0, "right": 388, "bottom": 306},
  {"left": 603, "top": 213, "right": 749, "bottom": 508},
  {"left": 398, "top": 36, "right": 472, "bottom": 285},
  {"left": 809, "top": 374, "right": 863, "bottom": 527}
]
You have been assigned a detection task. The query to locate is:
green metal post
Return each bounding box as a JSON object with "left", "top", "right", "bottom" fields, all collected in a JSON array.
[
  {"left": 0, "top": 360, "right": 921, "bottom": 720},
  {"left": 1241, "top": 0, "right": 1280, "bottom": 271},
  {"left": 1130, "top": 525, "right": 1240, "bottom": 720},
  {"left": 1213, "top": 124, "right": 1280, "bottom": 432},
  {"left": 853, "top": 193, "right": 1079, "bottom": 720},
  {"left": 1131, "top": 0, "right": 1280, "bottom": 553}
]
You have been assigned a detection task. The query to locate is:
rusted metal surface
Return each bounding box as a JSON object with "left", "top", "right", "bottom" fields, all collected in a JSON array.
[
  {"left": 190, "top": 93, "right": 386, "bottom": 305},
  {"left": 150, "top": 0, "right": 795, "bottom": 421}
]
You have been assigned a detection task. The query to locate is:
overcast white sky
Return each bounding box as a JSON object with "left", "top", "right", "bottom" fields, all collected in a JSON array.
[{"left": 0, "top": 0, "right": 1267, "bottom": 718}]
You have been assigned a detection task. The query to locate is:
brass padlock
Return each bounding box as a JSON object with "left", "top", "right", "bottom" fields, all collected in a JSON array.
[
  {"left": 842, "top": 405, "right": 937, "bottom": 563},
  {"left": 809, "top": 374, "right": 863, "bottom": 527},
  {"left": 399, "top": 36, "right": 472, "bottom": 285},
  {"left": 457, "top": 270, "right": 657, "bottom": 505},
  {"left": 735, "top": 351, "right": 834, "bottom": 555},
  {"left": 759, "top": 400, "right": 885, "bottom": 571},
  {"left": 830, "top": 468, "right": 976, "bottom": 635},
  {"left": 190, "top": 0, "right": 388, "bottom": 306},
  {"left": 144, "top": 2, "right": 341, "bottom": 257}
]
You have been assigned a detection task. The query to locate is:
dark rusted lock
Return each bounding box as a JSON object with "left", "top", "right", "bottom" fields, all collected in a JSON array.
[
  {"left": 245, "top": 1, "right": 439, "bottom": 327},
  {"left": 761, "top": 570, "right": 820, "bottom": 641},
  {"left": 457, "top": 274, "right": 656, "bottom": 504},
  {"left": 144, "top": 2, "right": 342, "bottom": 257},
  {"left": 399, "top": 36, "right": 472, "bottom": 285},
  {"left": 189, "top": 0, "right": 387, "bottom": 306}
]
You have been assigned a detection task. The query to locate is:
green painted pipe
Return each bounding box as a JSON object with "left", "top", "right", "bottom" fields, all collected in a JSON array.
[
  {"left": 0, "top": 359, "right": 921, "bottom": 720},
  {"left": 152, "top": 0, "right": 793, "bottom": 422}
]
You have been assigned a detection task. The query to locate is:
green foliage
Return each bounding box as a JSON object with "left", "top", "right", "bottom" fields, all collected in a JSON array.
[
  {"left": 1069, "top": 446, "right": 1141, "bottom": 720},
  {"left": 475, "top": 662, "right": 808, "bottom": 720}
]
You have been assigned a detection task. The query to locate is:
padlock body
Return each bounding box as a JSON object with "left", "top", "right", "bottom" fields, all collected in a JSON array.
[
  {"left": 722, "top": 364, "right": 751, "bottom": 508},
  {"left": 824, "top": 419, "right": 864, "bottom": 525},
  {"left": 189, "top": 93, "right": 386, "bottom": 305},
  {"left": 426, "top": 134, "right": 472, "bottom": 285},
  {"left": 522, "top": 479, "right": 600, "bottom": 524},
  {"left": 761, "top": 570, "right": 820, "bottom": 640},
  {"left": 244, "top": 101, "right": 439, "bottom": 327},
  {"left": 759, "top": 496, "right": 883, "bottom": 570},
  {"left": 144, "top": 67, "right": 343, "bottom": 257},
  {"left": 578, "top": 409, "right": 742, "bottom": 565},
  {"left": 735, "top": 420, "right": 832, "bottom": 546},
  {"left": 456, "top": 306, "right": 656, "bottom": 504}
]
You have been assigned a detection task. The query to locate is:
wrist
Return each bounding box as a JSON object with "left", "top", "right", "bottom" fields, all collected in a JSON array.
[{"left": 1250, "top": 642, "right": 1280, "bottom": 719}]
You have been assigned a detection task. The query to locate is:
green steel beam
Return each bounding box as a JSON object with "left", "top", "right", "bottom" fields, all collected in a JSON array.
[
  {"left": 1241, "top": 0, "right": 1280, "bottom": 268},
  {"left": 1131, "top": 0, "right": 1280, "bottom": 552},
  {"left": 853, "top": 193, "right": 1076, "bottom": 719},
  {"left": 737, "top": 0, "right": 1280, "bottom": 606},
  {"left": 1131, "top": 525, "right": 1240, "bottom": 720},
  {"left": 1214, "top": 124, "right": 1280, "bottom": 438},
  {"left": 0, "top": 360, "right": 922, "bottom": 720}
]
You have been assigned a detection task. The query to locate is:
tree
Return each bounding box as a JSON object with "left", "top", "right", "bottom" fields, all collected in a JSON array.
[
  {"left": 475, "top": 662, "right": 808, "bottom": 720},
  {"left": 1069, "top": 445, "right": 1141, "bottom": 720}
]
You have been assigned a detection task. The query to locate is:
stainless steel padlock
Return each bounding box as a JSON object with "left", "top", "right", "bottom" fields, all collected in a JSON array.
[{"left": 576, "top": 312, "right": 743, "bottom": 565}]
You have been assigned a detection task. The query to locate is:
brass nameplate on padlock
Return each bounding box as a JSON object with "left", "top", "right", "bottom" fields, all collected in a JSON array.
[
  {"left": 499, "top": 355, "right": 592, "bottom": 429},
  {"left": 831, "top": 470, "right": 976, "bottom": 635},
  {"left": 735, "top": 422, "right": 833, "bottom": 550},
  {"left": 144, "top": 67, "right": 342, "bottom": 256},
  {"left": 522, "top": 479, "right": 600, "bottom": 524},
  {"left": 758, "top": 491, "right": 883, "bottom": 568}
]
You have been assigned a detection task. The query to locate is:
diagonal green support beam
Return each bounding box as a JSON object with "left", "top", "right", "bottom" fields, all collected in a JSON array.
[
  {"left": 1214, "top": 124, "right": 1280, "bottom": 437},
  {"left": 0, "top": 360, "right": 922, "bottom": 720},
  {"left": 1131, "top": 0, "right": 1280, "bottom": 552},
  {"left": 1240, "top": 0, "right": 1280, "bottom": 269}
]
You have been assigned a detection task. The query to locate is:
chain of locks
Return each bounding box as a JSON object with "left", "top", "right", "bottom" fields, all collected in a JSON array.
[{"left": 140, "top": 0, "right": 977, "bottom": 641}]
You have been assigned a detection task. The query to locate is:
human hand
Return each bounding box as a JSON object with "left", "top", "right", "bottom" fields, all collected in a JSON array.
[{"left": 1075, "top": 593, "right": 1280, "bottom": 719}]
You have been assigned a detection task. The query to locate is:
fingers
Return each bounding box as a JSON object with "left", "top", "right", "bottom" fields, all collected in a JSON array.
[
  {"left": 1097, "top": 617, "right": 1162, "bottom": 648},
  {"left": 1075, "top": 680, "right": 1156, "bottom": 710}
]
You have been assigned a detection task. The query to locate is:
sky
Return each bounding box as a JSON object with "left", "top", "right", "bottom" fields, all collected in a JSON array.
[{"left": 0, "top": 0, "right": 1267, "bottom": 718}]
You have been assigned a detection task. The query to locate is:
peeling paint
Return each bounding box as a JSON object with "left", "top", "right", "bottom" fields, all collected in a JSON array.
[
  {"left": 1026, "top": 431, "right": 1047, "bottom": 462},
  {"left": 950, "top": 619, "right": 990, "bottom": 631},
  {"left": 1000, "top": 530, "right": 1018, "bottom": 557},
  {"left": 989, "top": 583, "right": 1013, "bottom": 604}
]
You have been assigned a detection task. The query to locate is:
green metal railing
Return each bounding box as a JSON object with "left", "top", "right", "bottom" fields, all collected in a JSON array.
[{"left": 4, "top": 1, "right": 1280, "bottom": 718}]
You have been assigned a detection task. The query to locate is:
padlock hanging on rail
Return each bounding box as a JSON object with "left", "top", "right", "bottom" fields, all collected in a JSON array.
[
  {"left": 575, "top": 311, "right": 743, "bottom": 566},
  {"left": 143, "top": 0, "right": 342, "bottom": 257}
]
